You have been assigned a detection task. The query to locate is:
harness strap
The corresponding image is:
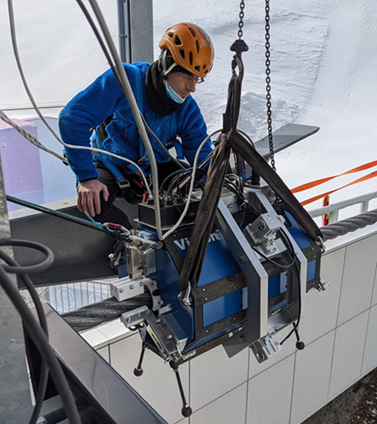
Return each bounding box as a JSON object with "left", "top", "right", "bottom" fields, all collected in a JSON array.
[
  {"left": 94, "top": 133, "right": 131, "bottom": 190},
  {"left": 94, "top": 65, "right": 146, "bottom": 190}
]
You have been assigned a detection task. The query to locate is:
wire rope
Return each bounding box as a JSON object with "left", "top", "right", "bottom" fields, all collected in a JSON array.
[{"left": 0, "top": 109, "right": 67, "bottom": 164}]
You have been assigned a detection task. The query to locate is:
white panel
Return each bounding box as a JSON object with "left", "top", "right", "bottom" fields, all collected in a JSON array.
[
  {"left": 299, "top": 248, "right": 344, "bottom": 345},
  {"left": 81, "top": 328, "right": 109, "bottom": 349},
  {"left": 97, "top": 318, "right": 131, "bottom": 344},
  {"left": 362, "top": 305, "right": 377, "bottom": 374},
  {"left": 190, "top": 344, "right": 249, "bottom": 411},
  {"left": 96, "top": 345, "right": 109, "bottom": 362},
  {"left": 372, "top": 263, "right": 377, "bottom": 307},
  {"left": 190, "top": 383, "right": 247, "bottom": 424},
  {"left": 337, "top": 235, "right": 377, "bottom": 325},
  {"left": 249, "top": 324, "right": 296, "bottom": 378},
  {"left": 109, "top": 333, "right": 189, "bottom": 424},
  {"left": 329, "top": 310, "right": 369, "bottom": 398},
  {"left": 173, "top": 419, "right": 188, "bottom": 424},
  {"left": 290, "top": 331, "right": 335, "bottom": 424},
  {"left": 246, "top": 354, "right": 295, "bottom": 424}
]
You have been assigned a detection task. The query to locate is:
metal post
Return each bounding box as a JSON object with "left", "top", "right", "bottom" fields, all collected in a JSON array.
[
  {"left": 0, "top": 155, "right": 32, "bottom": 423},
  {"left": 117, "top": 0, "right": 153, "bottom": 64}
]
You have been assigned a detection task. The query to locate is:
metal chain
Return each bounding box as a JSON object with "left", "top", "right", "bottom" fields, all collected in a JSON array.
[
  {"left": 265, "top": 0, "right": 275, "bottom": 171},
  {"left": 238, "top": 1, "right": 245, "bottom": 39}
]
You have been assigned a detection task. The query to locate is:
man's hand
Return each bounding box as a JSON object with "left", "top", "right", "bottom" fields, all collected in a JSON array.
[{"left": 77, "top": 179, "right": 109, "bottom": 217}]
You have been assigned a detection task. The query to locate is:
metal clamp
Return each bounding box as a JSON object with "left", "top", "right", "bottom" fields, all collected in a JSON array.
[
  {"left": 120, "top": 307, "right": 185, "bottom": 362},
  {"left": 250, "top": 331, "right": 282, "bottom": 364},
  {"left": 110, "top": 276, "right": 145, "bottom": 301}
]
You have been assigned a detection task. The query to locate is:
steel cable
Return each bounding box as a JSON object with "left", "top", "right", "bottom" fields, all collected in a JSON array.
[
  {"left": 320, "top": 209, "right": 377, "bottom": 241},
  {"left": 61, "top": 292, "right": 153, "bottom": 332}
]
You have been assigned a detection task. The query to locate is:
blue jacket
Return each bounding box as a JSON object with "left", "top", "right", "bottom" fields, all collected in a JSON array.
[{"left": 59, "top": 62, "right": 212, "bottom": 182}]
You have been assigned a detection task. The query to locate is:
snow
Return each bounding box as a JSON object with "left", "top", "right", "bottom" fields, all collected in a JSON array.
[{"left": 1, "top": 0, "right": 377, "bottom": 214}]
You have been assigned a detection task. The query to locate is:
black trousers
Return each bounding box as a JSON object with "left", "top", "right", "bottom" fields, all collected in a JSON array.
[{"left": 88, "top": 160, "right": 183, "bottom": 229}]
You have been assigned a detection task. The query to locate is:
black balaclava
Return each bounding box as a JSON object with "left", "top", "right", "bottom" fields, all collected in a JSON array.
[{"left": 145, "top": 50, "right": 190, "bottom": 116}]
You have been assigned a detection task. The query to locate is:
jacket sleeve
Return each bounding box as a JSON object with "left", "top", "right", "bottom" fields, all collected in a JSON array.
[
  {"left": 58, "top": 66, "right": 135, "bottom": 182},
  {"left": 177, "top": 97, "right": 213, "bottom": 167}
]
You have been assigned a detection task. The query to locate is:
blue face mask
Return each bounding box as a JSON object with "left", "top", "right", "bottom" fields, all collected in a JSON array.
[{"left": 164, "top": 81, "right": 186, "bottom": 104}]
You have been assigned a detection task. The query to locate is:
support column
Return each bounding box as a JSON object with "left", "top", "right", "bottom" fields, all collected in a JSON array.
[
  {"left": 118, "top": 0, "right": 154, "bottom": 63},
  {"left": 0, "top": 156, "right": 32, "bottom": 423}
]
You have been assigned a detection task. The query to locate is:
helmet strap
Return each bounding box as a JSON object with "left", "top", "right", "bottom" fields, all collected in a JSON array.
[{"left": 160, "top": 50, "right": 178, "bottom": 78}]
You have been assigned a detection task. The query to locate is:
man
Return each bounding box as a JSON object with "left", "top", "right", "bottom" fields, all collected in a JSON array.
[{"left": 59, "top": 22, "right": 215, "bottom": 229}]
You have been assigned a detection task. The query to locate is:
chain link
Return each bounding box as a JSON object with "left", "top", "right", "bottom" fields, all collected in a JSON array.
[
  {"left": 265, "top": 0, "right": 275, "bottom": 171},
  {"left": 238, "top": 1, "right": 245, "bottom": 39}
]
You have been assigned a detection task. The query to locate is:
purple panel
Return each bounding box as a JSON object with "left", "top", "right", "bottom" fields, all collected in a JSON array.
[{"left": 0, "top": 122, "right": 43, "bottom": 196}]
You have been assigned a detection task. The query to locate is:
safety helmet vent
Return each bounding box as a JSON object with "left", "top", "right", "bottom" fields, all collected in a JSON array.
[
  {"left": 195, "top": 40, "right": 200, "bottom": 53},
  {"left": 189, "top": 51, "right": 193, "bottom": 66},
  {"left": 188, "top": 27, "right": 196, "bottom": 37},
  {"left": 179, "top": 49, "right": 185, "bottom": 61},
  {"left": 174, "top": 35, "right": 182, "bottom": 46}
]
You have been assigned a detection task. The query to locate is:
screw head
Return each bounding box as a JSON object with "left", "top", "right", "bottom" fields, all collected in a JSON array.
[{"left": 258, "top": 221, "right": 265, "bottom": 230}]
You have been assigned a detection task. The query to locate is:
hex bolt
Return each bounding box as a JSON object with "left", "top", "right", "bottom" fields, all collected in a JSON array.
[
  {"left": 119, "top": 288, "right": 124, "bottom": 293},
  {"left": 130, "top": 285, "right": 134, "bottom": 290},
  {"left": 139, "top": 281, "right": 144, "bottom": 287}
]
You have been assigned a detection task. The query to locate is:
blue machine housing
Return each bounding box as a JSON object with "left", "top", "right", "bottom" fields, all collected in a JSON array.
[{"left": 118, "top": 206, "right": 321, "bottom": 356}]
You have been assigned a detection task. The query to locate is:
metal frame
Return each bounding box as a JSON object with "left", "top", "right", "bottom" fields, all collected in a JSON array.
[
  {"left": 118, "top": 0, "right": 153, "bottom": 63},
  {"left": 216, "top": 199, "right": 270, "bottom": 358}
]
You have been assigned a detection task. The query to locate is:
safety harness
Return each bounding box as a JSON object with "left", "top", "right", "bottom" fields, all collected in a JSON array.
[
  {"left": 93, "top": 65, "right": 183, "bottom": 194},
  {"left": 93, "top": 65, "right": 147, "bottom": 192}
]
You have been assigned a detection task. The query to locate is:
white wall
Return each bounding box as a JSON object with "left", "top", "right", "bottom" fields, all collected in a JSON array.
[{"left": 83, "top": 229, "right": 377, "bottom": 424}]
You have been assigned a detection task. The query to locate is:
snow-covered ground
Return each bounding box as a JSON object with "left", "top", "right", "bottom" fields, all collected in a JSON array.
[{"left": 1, "top": 0, "right": 377, "bottom": 215}]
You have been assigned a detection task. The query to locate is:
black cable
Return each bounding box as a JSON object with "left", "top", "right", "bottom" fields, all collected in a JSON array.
[
  {"left": 0, "top": 250, "right": 49, "bottom": 424},
  {"left": 223, "top": 176, "right": 259, "bottom": 224},
  {"left": 251, "top": 245, "right": 296, "bottom": 270},
  {"left": 141, "top": 115, "right": 186, "bottom": 170},
  {"left": 76, "top": 0, "right": 120, "bottom": 84},
  {"left": 167, "top": 168, "right": 206, "bottom": 199},
  {"left": 278, "top": 230, "right": 304, "bottom": 348},
  {"left": 0, "top": 239, "right": 54, "bottom": 274},
  {"left": 0, "top": 265, "right": 81, "bottom": 423},
  {"left": 159, "top": 168, "right": 187, "bottom": 195}
]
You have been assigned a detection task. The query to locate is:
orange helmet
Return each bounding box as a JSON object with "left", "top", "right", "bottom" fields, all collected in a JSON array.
[{"left": 159, "top": 23, "right": 215, "bottom": 78}]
